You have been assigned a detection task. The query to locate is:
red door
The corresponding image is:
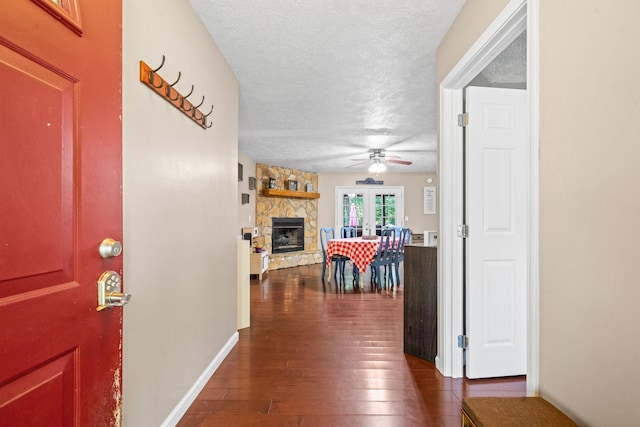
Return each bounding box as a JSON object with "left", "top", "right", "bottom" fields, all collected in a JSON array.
[{"left": 0, "top": 1, "right": 123, "bottom": 425}]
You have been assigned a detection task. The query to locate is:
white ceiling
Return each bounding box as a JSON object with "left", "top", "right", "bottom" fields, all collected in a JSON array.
[{"left": 190, "top": 1, "right": 467, "bottom": 173}]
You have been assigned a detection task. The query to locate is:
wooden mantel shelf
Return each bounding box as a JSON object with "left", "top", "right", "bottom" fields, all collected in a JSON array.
[{"left": 263, "top": 189, "right": 320, "bottom": 199}]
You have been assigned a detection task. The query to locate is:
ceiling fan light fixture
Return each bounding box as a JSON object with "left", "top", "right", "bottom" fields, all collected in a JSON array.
[{"left": 368, "top": 162, "right": 386, "bottom": 173}]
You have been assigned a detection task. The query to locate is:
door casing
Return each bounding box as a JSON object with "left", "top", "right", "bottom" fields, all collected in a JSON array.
[{"left": 437, "top": 0, "right": 540, "bottom": 395}]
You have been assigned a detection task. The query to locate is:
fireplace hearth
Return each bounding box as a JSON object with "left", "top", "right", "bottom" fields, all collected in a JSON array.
[{"left": 272, "top": 217, "right": 304, "bottom": 253}]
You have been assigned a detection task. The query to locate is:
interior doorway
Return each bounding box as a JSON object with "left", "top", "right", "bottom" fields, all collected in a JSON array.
[{"left": 438, "top": 0, "right": 540, "bottom": 395}]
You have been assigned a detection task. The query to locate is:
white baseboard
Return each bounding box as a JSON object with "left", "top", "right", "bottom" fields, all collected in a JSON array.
[
  {"left": 435, "top": 355, "right": 442, "bottom": 374},
  {"left": 160, "top": 331, "right": 239, "bottom": 427}
]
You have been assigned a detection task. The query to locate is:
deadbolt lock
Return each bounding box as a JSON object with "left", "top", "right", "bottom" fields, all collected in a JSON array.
[{"left": 99, "top": 238, "right": 123, "bottom": 258}]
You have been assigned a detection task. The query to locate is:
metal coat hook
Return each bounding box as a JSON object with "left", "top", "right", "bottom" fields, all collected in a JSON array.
[
  {"left": 165, "top": 72, "right": 182, "bottom": 101},
  {"left": 180, "top": 85, "right": 194, "bottom": 110},
  {"left": 152, "top": 55, "right": 166, "bottom": 72},
  {"left": 195, "top": 103, "right": 212, "bottom": 121},
  {"left": 148, "top": 55, "right": 166, "bottom": 89},
  {"left": 202, "top": 106, "right": 214, "bottom": 128},
  {"left": 192, "top": 96, "right": 205, "bottom": 109},
  {"left": 191, "top": 96, "right": 205, "bottom": 118}
]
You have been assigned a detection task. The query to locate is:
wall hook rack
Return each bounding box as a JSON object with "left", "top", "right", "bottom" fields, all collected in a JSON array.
[{"left": 140, "top": 55, "right": 214, "bottom": 129}]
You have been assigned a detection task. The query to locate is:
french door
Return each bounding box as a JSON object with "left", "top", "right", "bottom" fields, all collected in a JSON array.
[{"left": 335, "top": 187, "right": 404, "bottom": 236}]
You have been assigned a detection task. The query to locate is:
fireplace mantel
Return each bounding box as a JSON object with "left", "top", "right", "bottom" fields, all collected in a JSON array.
[{"left": 263, "top": 189, "right": 320, "bottom": 199}]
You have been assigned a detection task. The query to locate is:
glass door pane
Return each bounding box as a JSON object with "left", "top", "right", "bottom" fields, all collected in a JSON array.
[
  {"left": 340, "top": 192, "right": 364, "bottom": 236},
  {"left": 374, "top": 192, "right": 397, "bottom": 235}
]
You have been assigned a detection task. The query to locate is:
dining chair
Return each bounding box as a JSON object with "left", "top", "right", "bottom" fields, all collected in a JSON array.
[
  {"left": 391, "top": 227, "right": 410, "bottom": 286},
  {"left": 339, "top": 226, "right": 359, "bottom": 282},
  {"left": 339, "top": 226, "right": 357, "bottom": 238},
  {"left": 369, "top": 228, "right": 396, "bottom": 289},
  {"left": 319, "top": 227, "right": 347, "bottom": 282}
]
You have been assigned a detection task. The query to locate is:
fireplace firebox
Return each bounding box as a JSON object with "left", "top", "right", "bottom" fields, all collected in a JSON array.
[{"left": 272, "top": 217, "right": 304, "bottom": 253}]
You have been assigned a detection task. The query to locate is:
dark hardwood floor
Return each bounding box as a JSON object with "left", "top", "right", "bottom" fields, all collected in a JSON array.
[{"left": 177, "top": 263, "right": 525, "bottom": 426}]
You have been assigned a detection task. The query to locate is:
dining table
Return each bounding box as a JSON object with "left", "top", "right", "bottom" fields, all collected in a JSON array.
[{"left": 325, "top": 236, "right": 383, "bottom": 284}]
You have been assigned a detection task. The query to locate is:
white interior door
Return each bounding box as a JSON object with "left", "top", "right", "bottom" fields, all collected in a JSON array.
[
  {"left": 335, "top": 187, "right": 404, "bottom": 236},
  {"left": 465, "top": 86, "right": 528, "bottom": 379}
]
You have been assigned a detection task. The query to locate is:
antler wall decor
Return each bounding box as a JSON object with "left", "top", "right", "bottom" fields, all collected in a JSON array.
[{"left": 139, "top": 56, "right": 214, "bottom": 129}]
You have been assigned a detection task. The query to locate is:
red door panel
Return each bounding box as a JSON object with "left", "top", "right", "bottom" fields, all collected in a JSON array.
[
  {"left": 0, "top": 1, "right": 122, "bottom": 425},
  {"left": 0, "top": 45, "right": 74, "bottom": 289},
  {"left": 0, "top": 351, "right": 75, "bottom": 426}
]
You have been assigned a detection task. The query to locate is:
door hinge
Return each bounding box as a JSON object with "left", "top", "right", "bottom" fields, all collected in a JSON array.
[
  {"left": 457, "top": 335, "right": 469, "bottom": 349},
  {"left": 457, "top": 112, "right": 469, "bottom": 127},
  {"left": 457, "top": 224, "right": 469, "bottom": 238}
]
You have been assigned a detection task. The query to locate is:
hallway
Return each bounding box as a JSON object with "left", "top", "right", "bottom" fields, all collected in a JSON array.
[{"left": 177, "top": 264, "right": 525, "bottom": 426}]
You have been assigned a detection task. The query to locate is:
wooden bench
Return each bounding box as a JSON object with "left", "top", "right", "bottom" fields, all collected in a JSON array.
[{"left": 462, "top": 397, "right": 578, "bottom": 426}]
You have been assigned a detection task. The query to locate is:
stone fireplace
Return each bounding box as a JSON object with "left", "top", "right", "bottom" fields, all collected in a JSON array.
[
  {"left": 272, "top": 217, "right": 304, "bottom": 253},
  {"left": 255, "top": 163, "right": 323, "bottom": 270}
]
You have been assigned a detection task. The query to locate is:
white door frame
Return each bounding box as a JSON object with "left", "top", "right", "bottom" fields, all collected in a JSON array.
[{"left": 437, "top": 0, "right": 540, "bottom": 395}]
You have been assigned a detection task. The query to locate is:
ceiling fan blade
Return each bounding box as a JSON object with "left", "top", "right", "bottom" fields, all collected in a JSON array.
[
  {"left": 351, "top": 158, "right": 369, "bottom": 161},
  {"left": 386, "top": 159, "right": 412, "bottom": 165}
]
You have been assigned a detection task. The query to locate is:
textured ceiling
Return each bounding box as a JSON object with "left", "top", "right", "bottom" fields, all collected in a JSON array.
[
  {"left": 474, "top": 31, "right": 527, "bottom": 86},
  {"left": 190, "top": 0, "right": 467, "bottom": 173}
]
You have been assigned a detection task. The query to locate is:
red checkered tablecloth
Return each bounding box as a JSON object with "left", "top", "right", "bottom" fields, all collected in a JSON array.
[{"left": 326, "top": 237, "right": 381, "bottom": 274}]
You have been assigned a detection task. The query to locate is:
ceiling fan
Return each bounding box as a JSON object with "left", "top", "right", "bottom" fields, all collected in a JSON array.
[{"left": 351, "top": 148, "right": 412, "bottom": 173}]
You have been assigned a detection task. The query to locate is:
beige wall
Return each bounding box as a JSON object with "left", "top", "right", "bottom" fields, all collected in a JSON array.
[
  {"left": 538, "top": 2, "right": 640, "bottom": 425},
  {"left": 318, "top": 173, "right": 438, "bottom": 235},
  {"left": 122, "top": 1, "right": 238, "bottom": 425},
  {"left": 438, "top": 0, "right": 640, "bottom": 425}
]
